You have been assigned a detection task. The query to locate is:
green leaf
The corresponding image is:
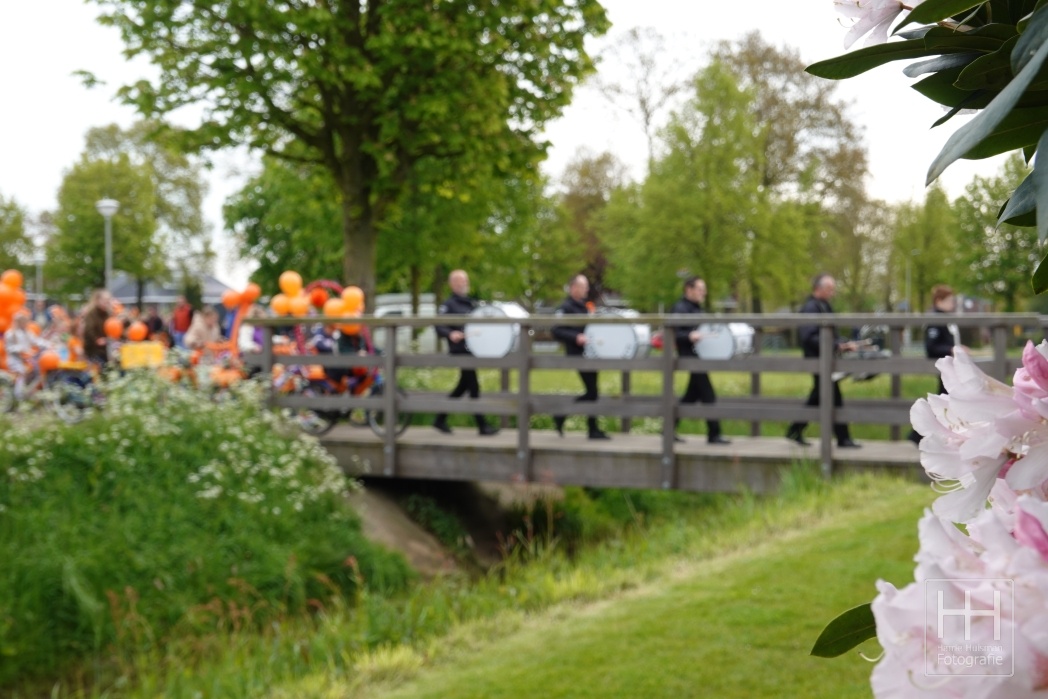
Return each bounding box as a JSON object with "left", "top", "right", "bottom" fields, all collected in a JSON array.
[
  {"left": 955, "top": 37, "right": 1019, "bottom": 90},
  {"left": 998, "top": 170, "right": 1037, "bottom": 225},
  {"left": 924, "top": 23, "right": 1019, "bottom": 52},
  {"left": 963, "top": 107, "right": 1048, "bottom": 157},
  {"left": 810, "top": 603, "right": 877, "bottom": 658},
  {"left": 912, "top": 66, "right": 980, "bottom": 106},
  {"left": 806, "top": 40, "right": 932, "bottom": 80},
  {"left": 927, "top": 34, "right": 1048, "bottom": 182},
  {"left": 903, "top": 52, "right": 981, "bottom": 77},
  {"left": 1033, "top": 249, "right": 1048, "bottom": 293},
  {"left": 899, "top": 0, "right": 987, "bottom": 29},
  {"left": 1035, "top": 127, "right": 1048, "bottom": 244},
  {"left": 1013, "top": 6, "right": 1048, "bottom": 73}
]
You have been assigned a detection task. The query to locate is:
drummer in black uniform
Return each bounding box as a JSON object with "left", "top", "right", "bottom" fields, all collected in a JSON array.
[
  {"left": 552, "top": 274, "right": 609, "bottom": 440},
  {"left": 433, "top": 269, "right": 498, "bottom": 436},
  {"left": 671, "top": 276, "right": 730, "bottom": 445}
]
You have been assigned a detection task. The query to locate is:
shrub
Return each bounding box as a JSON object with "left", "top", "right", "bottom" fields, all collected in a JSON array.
[{"left": 0, "top": 373, "right": 411, "bottom": 688}]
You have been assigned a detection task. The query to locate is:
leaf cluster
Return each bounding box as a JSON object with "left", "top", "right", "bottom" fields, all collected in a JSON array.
[{"left": 808, "top": 0, "right": 1048, "bottom": 290}]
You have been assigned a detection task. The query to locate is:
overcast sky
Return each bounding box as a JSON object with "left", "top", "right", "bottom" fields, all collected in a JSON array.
[{"left": 0, "top": 1, "right": 1004, "bottom": 286}]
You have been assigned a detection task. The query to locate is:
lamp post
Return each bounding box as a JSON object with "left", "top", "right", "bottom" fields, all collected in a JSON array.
[
  {"left": 33, "top": 249, "right": 44, "bottom": 301},
  {"left": 95, "top": 198, "right": 119, "bottom": 291}
]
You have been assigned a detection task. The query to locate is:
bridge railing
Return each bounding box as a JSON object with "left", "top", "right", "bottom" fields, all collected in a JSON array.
[{"left": 252, "top": 312, "right": 1045, "bottom": 484}]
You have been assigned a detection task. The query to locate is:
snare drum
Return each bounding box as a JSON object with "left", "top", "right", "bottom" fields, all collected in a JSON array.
[
  {"left": 694, "top": 323, "right": 737, "bottom": 360},
  {"left": 583, "top": 317, "right": 652, "bottom": 359},
  {"left": 464, "top": 303, "right": 529, "bottom": 358}
]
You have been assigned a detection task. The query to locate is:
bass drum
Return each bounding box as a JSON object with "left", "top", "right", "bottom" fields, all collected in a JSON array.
[
  {"left": 584, "top": 313, "right": 652, "bottom": 359},
  {"left": 694, "top": 323, "right": 737, "bottom": 360},
  {"left": 464, "top": 303, "right": 529, "bottom": 358}
]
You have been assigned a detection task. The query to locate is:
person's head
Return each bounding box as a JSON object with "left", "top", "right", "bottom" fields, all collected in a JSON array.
[
  {"left": 12, "top": 313, "right": 29, "bottom": 330},
  {"left": 449, "top": 269, "right": 470, "bottom": 296},
  {"left": 89, "top": 289, "right": 113, "bottom": 313},
  {"left": 568, "top": 274, "right": 590, "bottom": 302},
  {"left": 931, "top": 284, "right": 956, "bottom": 312},
  {"left": 147, "top": 304, "right": 159, "bottom": 317},
  {"left": 683, "top": 276, "right": 707, "bottom": 304},
  {"left": 202, "top": 307, "right": 218, "bottom": 327},
  {"left": 811, "top": 273, "right": 837, "bottom": 301},
  {"left": 176, "top": 296, "right": 187, "bottom": 306}
]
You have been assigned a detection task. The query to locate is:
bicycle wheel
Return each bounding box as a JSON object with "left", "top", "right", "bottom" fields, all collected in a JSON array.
[
  {"left": 367, "top": 384, "right": 411, "bottom": 437},
  {"left": 49, "top": 374, "right": 94, "bottom": 424},
  {"left": 286, "top": 385, "right": 338, "bottom": 436}
]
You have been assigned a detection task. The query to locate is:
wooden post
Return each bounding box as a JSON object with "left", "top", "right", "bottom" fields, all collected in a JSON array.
[
  {"left": 620, "top": 370, "right": 632, "bottom": 433},
  {"left": 500, "top": 367, "right": 510, "bottom": 430},
  {"left": 889, "top": 326, "right": 902, "bottom": 441},
  {"left": 261, "top": 325, "right": 274, "bottom": 407},
  {"left": 991, "top": 324, "right": 1008, "bottom": 382},
  {"left": 750, "top": 327, "right": 762, "bottom": 437},
  {"left": 660, "top": 324, "right": 677, "bottom": 489},
  {"left": 516, "top": 325, "right": 532, "bottom": 483},
  {"left": 818, "top": 325, "right": 835, "bottom": 479},
  {"left": 382, "top": 324, "right": 398, "bottom": 477}
]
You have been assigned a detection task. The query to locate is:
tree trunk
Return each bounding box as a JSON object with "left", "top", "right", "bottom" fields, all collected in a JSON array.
[
  {"left": 338, "top": 186, "right": 377, "bottom": 313},
  {"left": 410, "top": 263, "right": 421, "bottom": 340},
  {"left": 136, "top": 277, "right": 145, "bottom": 311}
]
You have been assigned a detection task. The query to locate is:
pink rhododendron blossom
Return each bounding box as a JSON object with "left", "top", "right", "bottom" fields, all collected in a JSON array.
[{"left": 834, "top": 0, "right": 925, "bottom": 49}]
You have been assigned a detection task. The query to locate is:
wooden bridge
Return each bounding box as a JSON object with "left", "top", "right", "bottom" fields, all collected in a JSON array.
[{"left": 255, "top": 312, "right": 1042, "bottom": 493}]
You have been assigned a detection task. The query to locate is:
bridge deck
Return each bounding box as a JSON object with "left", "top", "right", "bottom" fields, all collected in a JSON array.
[{"left": 319, "top": 425, "right": 925, "bottom": 493}]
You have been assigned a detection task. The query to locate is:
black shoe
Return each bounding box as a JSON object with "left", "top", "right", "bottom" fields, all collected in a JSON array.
[
  {"left": 433, "top": 420, "right": 453, "bottom": 435},
  {"left": 708, "top": 436, "right": 732, "bottom": 445},
  {"left": 838, "top": 439, "right": 862, "bottom": 449},
  {"left": 478, "top": 424, "right": 499, "bottom": 436},
  {"left": 553, "top": 417, "right": 565, "bottom": 437},
  {"left": 673, "top": 434, "right": 686, "bottom": 444},
  {"left": 907, "top": 430, "right": 921, "bottom": 446},
  {"left": 786, "top": 428, "right": 810, "bottom": 446},
  {"left": 588, "top": 429, "right": 611, "bottom": 440}
]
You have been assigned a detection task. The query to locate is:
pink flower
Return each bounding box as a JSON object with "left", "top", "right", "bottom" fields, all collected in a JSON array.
[{"left": 834, "top": 0, "right": 924, "bottom": 49}]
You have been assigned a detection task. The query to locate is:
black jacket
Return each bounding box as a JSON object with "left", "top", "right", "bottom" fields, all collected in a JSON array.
[
  {"left": 669, "top": 296, "right": 704, "bottom": 357},
  {"left": 435, "top": 293, "right": 478, "bottom": 354},
  {"left": 924, "top": 308, "right": 956, "bottom": 359},
  {"left": 552, "top": 296, "right": 590, "bottom": 356},
  {"left": 797, "top": 295, "right": 849, "bottom": 358}
]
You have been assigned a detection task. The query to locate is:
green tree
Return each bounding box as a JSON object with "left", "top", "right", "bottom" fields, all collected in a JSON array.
[
  {"left": 559, "top": 150, "right": 627, "bottom": 296},
  {"left": 893, "top": 185, "right": 960, "bottom": 313},
  {"left": 603, "top": 60, "right": 760, "bottom": 311},
  {"left": 90, "top": 0, "right": 609, "bottom": 308},
  {"left": 48, "top": 155, "right": 157, "bottom": 298},
  {"left": 84, "top": 122, "right": 213, "bottom": 274},
  {"left": 956, "top": 153, "right": 1038, "bottom": 312},
  {"left": 0, "top": 194, "right": 32, "bottom": 276}
]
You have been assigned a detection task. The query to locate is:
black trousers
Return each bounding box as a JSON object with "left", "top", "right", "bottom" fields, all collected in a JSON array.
[
  {"left": 680, "top": 372, "right": 721, "bottom": 439},
  {"left": 788, "top": 374, "right": 851, "bottom": 443},
  {"left": 556, "top": 370, "right": 600, "bottom": 433},
  {"left": 436, "top": 368, "right": 486, "bottom": 426}
]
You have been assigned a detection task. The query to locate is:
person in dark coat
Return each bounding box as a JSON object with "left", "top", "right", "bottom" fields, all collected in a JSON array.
[
  {"left": 786, "top": 273, "right": 861, "bottom": 448},
  {"left": 551, "top": 274, "right": 608, "bottom": 440},
  {"left": 909, "top": 284, "right": 961, "bottom": 444},
  {"left": 433, "top": 269, "right": 498, "bottom": 435},
  {"left": 81, "top": 289, "right": 113, "bottom": 367},
  {"left": 671, "top": 276, "right": 730, "bottom": 445}
]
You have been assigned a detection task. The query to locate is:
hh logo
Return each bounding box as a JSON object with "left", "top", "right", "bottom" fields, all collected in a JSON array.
[
  {"left": 936, "top": 589, "right": 1001, "bottom": 641},
  {"left": 924, "top": 579, "right": 1014, "bottom": 677}
]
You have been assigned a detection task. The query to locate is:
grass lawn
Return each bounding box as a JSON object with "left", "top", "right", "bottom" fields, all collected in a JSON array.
[{"left": 354, "top": 478, "right": 930, "bottom": 699}]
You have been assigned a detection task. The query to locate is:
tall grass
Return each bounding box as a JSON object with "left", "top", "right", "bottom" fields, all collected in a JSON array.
[{"left": 0, "top": 373, "right": 411, "bottom": 691}]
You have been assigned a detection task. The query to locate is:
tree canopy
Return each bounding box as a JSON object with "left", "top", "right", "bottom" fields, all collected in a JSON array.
[{"left": 90, "top": 0, "right": 609, "bottom": 307}]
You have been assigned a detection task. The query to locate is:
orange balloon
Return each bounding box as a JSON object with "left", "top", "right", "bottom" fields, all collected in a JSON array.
[
  {"left": 288, "top": 294, "right": 310, "bottom": 317},
  {"left": 11, "top": 289, "right": 25, "bottom": 309},
  {"left": 0, "top": 316, "right": 9, "bottom": 334},
  {"left": 339, "top": 310, "right": 362, "bottom": 335},
  {"left": 322, "top": 298, "right": 344, "bottom": 317},
  {"left": 309, "top": 287, "right": 329, "bottom": 308},
  {"left": 38, "top": 350, "right": 61, "bottom": 373},
  {"left": 270, "top": 293, "right": 291, "bottom": 316},
  {"left": 127, "top": 321, "right": 148, "bottom": 342},
  {"left": 0, "top": 284, "right": 15, "bottom": 307},
  {"left": 221, "top": 289, "right": 242, "bottom": 310},
  {"left": 341, "top": 286, "right": 364, "bottom": 313},
  {"left": 242, "top": 282, "right": 261, "bottom": 304},
  {"left": 278, "top": 271, "right": 303, "bottom": 297},
  {"left": 27, "top": 322, "right": 41, "bottom": 337},
  {"left": 104, "top": 316, "right": 124, "bottom": 339},
  {"left": 0, "top": 269, "right": 23, "bottom": 289}
]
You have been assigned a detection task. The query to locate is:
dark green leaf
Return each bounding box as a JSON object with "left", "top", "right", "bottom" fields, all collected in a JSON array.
[
  {"left": 1026, "top": 143, "right": 1038, "bottom": 161},
  {"left": 999, "top": 170, "right": 1038, "bottom": 225},
  {"left": 963, "top": 107, "right": 1048, "bottom": 157},
  {"left": 898, "top": 27, "right": 934, "bottom": 40},
  {"left": 912, "top": 66, "right": 982, "bottom": 106},
  {"left": 904, "top": 52, "right": 981, "bottom": 77},
  {"left": 899, "top": 0, "right": 987, "bottom": 29},
  {"left": 1035, "top": 128, "right": 1048, "bottom": 243},
  {"left": 931, "top": 95, "right": 986, "bottom": 127},
  {"left": 924, "top": 23, "right": 1020, "bottom": 52},
  {"left": 806, "top": 40, "right": 932, "bottom": 80},
  {"left": 955, "top": 37, "right": 1019, "bottom": 90},
  {"left": 810, "top": 603, "right": 877, "bottom": 658},
  {"left": 928, "top": 35, "right": 1048, "bottom": 182},
  {"left": 1013, "top": 5, "right": 1048, "bottom": 72},
  {"left": 1033, "top": 249, "right": 1048, "bottom": 293}
]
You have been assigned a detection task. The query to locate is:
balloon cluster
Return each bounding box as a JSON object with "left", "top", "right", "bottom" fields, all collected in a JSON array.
[
  {"left": 102, "top": 316, "right": 150, "bottom": 342},
  {"left": 0, "top": 269, "right": 27, "bottom": 334},
  {"left": 221, "top": 281, "right": 263, "bottom": 312},
  {"left": 268, "top": 271, "right": 365, "bottom": 334}
]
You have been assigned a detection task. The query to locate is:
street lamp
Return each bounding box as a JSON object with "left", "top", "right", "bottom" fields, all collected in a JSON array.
[
  {"left": 33, "top": 249, "right": 44, "bottom": 301},
  {"left": 95, "top": 198, "right": 119, "bottom": 291}
]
